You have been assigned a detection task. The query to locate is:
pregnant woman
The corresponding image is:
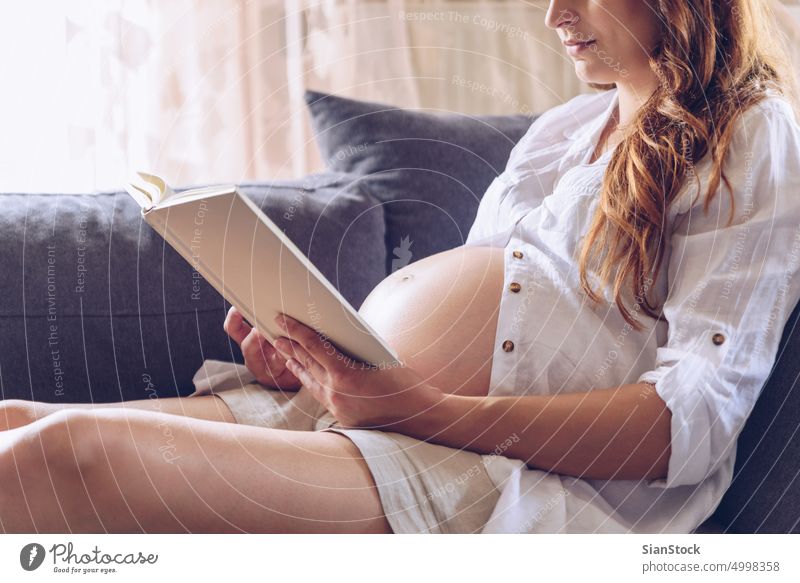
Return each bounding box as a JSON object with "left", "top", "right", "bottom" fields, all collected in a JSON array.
[{"left": 2, "top": 0, "right": 800, "bottom": 533}]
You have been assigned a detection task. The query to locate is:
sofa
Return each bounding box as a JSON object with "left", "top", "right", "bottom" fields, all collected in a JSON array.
[{"left": 1, "top": 90, "right": 798, "bottom": 534}]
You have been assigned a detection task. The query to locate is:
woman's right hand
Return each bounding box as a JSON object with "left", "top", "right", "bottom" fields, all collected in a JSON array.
[{"left": 223, "top": 307, "right": 303, "bottom": 391}]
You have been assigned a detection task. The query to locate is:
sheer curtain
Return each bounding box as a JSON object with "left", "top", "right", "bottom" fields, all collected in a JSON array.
[
  {"left": 0, "top": 0, "right": 306, "bottom": 192},
  {"left": 0, "top": 0, "right": 797, "bottom": 193}
]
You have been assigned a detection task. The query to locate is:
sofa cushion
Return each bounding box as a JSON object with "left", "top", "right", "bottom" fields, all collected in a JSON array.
[
  {"left": 712, "top": 299, "right": 800, "bottom": 533},
  {"left": 0, "top": 173, "right": 385, "bottom": 402},
  {"left": 304, "top": 90, "right": 535, "bottom": 273}
]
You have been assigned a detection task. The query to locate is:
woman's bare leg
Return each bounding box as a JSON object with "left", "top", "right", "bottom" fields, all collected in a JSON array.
[
  {"left": 1, "top": 395, "right": 235, "bottom": 431},
  {"left": 57, "top": 395, "right": 236, "bottom": 422},
  {"left": 0, "top": 407, "right": 391, "bottom": 533}
]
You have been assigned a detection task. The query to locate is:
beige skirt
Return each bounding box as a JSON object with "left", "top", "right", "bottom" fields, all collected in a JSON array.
[{"left": 189, "top": 361, "right": 514, "bottom": 533}]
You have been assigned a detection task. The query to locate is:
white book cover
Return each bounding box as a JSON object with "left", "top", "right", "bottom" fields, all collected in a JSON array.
[{"left": 125, "top": 171, "right": 402, "bottom": 368}]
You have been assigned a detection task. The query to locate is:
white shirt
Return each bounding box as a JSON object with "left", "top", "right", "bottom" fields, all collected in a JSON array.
[{"left": 464, "top": 88, "right": 800, "bottom": 533}]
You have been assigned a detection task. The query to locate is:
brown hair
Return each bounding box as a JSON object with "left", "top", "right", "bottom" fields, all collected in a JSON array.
[{"left": 578, "top": 0, "right": 798, "bottom": 330}]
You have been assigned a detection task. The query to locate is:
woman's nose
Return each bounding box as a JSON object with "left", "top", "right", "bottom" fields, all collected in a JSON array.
[{"left": 545, "top": 1, "right": 581, "bottom": 30}]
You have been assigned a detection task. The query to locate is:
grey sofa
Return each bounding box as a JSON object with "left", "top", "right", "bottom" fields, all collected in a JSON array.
[{"left": 1, "top": 91, "right": 798, "bottom": 534}]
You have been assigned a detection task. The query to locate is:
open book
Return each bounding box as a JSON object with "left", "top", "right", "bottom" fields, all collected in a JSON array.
[{"left": 125, "top": 171, "right": 402, "bottom": 368}]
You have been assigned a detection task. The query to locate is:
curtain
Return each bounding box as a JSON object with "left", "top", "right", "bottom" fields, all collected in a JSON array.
[
  {"left": 777, "top": 1, "right": 800, "bottom": 84},
  {"left": 0, "top": 0, "right": 797, "bottom": 193}
]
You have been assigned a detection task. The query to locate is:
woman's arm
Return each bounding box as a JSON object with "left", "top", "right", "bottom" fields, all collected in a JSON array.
[
  {"left": 392, "top": 382, "right": 672, "bottom": 482},
  {"left": 273, "top": 314, "right": 671, "bottom": 482}
]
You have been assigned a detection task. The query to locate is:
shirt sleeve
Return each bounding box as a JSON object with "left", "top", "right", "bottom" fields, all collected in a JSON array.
[{"left": 639, "top": 98, "right": 800, "bottom": 489}]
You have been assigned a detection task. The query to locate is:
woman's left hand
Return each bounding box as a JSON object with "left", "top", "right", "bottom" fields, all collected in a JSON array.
[{"left": 272, "top": 314, "right": 443, "bottom": 429}]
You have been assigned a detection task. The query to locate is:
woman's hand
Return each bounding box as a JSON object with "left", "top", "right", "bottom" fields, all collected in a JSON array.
[
  {"left": 223, "top": 307, "right": 303, "bottom": 391},
  {"left": 271, "top": 313, "right": 444, "bottom": 429}
]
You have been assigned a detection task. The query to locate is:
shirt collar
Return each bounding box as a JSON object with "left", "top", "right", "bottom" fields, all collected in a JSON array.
[{"left": 562, "top": 88, "right": 620, "bottom": 164}]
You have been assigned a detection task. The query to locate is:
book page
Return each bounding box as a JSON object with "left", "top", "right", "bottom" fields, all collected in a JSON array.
[{"left": 126, "top": 171, "right": 175, "bottom": 207}]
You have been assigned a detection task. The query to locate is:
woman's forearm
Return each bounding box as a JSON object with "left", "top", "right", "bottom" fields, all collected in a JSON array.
[
  {"left": 270, "top": 312, "right": 672, "bottom": 481},
  {"left": 395, "top": 382, "right": 672, "bottom": 482}
]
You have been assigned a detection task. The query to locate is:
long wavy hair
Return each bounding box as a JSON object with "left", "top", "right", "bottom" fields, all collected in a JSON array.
[{"left": 578, "top": 0, "right": 798, "bottom": 330}]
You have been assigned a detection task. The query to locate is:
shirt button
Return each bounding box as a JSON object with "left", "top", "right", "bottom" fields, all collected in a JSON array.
[
  {"left": 712, "top": 333, "right": 725, "bottom": 346},
  {"left": 509, "top": 282, "right": 521, "bottom": 293},
  {"left": 502, "top": 340, "right": 515, "bottom": 352},
  {"left": 512, "top": 250, "right": 524, "bottom": 259}
]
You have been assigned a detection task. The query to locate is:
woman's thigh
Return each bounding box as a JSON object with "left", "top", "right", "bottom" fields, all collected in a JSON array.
[{"left": 0, "top": 408, "right": 391, "bottom": 533}]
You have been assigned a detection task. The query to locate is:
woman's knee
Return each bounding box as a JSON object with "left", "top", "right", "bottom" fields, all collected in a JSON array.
[
  {"left": 0, "top": 409, "right": 115, "bottom": 532},
  {"left": 10, "top": 409, "right": 107, "bottom": 478},
  {"left": 0, "top": 398, "right": 37, "bottom": 431}
]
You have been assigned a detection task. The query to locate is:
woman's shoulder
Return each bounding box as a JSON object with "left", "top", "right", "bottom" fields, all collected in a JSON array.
[
  {"left": 673, "top": 90, "right": 800, "bottom": 219},
  {"left": 720, "top": 91, "right": 800, "bottom": 177},
  {"left": 753, "top": 88, "right": 796, "bottom": 116},
  {"left": 730, "top": 91, "right": 800, "bottom": 141},
  {"left": 682, "top": 90, "right": 799, "bottom": 178}
]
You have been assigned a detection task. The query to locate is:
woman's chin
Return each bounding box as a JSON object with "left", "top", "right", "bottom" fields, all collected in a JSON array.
[{"left": 573, "top": 62, "right": 617, "bottom": 86}]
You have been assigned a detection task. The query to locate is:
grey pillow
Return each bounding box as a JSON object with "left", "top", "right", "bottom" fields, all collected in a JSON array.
[
  {"left": 304, "top": 90, "right": 535, "bottom": 273},
  {"left": 0, "top": 173, "right": 385, "bottom": 403},
  {"left": 713, "top": 300, "right": 800, "bottom": 533}
]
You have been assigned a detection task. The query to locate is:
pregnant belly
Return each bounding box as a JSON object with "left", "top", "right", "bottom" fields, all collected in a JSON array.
[{"left": 358, "top": 245, "right": 506, "bottom": 396}]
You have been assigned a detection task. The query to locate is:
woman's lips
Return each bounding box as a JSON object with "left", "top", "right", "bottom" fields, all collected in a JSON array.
[{"left": 564, "top": 39, "right": 597, "bottom": 57}]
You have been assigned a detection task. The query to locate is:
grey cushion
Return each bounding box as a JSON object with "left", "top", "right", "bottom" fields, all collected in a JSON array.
[
  {"left": 0, "top": 173, "right": 385, "bottom": 402},
  {"left": 305, "top": 90, "right": 535, "bottom": 273}
]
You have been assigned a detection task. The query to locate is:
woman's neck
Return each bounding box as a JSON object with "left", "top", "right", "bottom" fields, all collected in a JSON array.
[
  {"left": 615, "top": 76, "right": 659, "bottom": 127},
  {"left": 589, "top": 78, "right": 659, "bottom": 164}
]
